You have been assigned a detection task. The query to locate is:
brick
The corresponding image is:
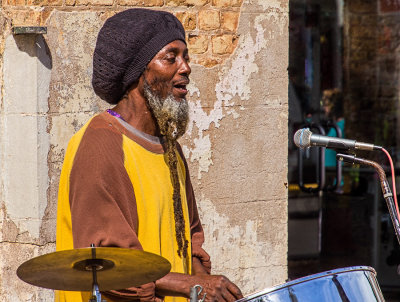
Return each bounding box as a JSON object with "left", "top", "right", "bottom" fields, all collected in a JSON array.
[
  {"left": 212, "top": 0, "right": 242, "bottom": 7},
  {"left": 195, "top": 56, "right": 221, "bottom": 67},
  {"left": 176, "top": 12, "right": 197, "bottom": 30},
  {"left": 40, "top": 7, "right": 53, "bottom": 23},
  {"left": 221, "top": 11, "right": 239, "bottom": 32},
  {"left": 5, "top": 0, "right": 24, "bottom": 5},
  {"left": 119, "top": 0, "right": 162, "bottom": 5},
  {"left": 6, "top": 10, "right": 42, "bottom": 26},
  {"left": 199, "top": 10, "right": 220, "bottom": 30},
  {"left": 186, "top": 0, "right": 209, "bottom": 5},
  {"left": 348, "top": 0, "right": 376, "bottom": 13},
  {"left": 26, "top": 0, "right": 61, "bottom": 6},
  {"left": 76, "top": 0, "right": 113, "bottom": 5},
  {"left": 98, "top": 10, "right": 117, "bottom": 21},
  {"left": 188, "top": 34, "right": 208, "bottom": 54},
  {"left": 349, "top": 25, "right": 376, "bottom": 39},
  {"left": 65, "top": 0, "right": 76, "bottom": 5},
  {"left": 166, "top": 0, "right": 208, "bottom": 5},
  {"left": 211, "top": 34, "right": 238, "bottom": 55},
  {"left": 165, "top": 0, "right": 187, "bottom": 6}
]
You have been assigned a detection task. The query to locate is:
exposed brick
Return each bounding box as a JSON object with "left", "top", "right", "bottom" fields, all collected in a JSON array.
[
  {"left": 176, "top": 11, "right": 197, "bottom": 31},
  {"left": 76, "top": 0, "right": 113, "bottom": 5},
  {"left": 165, "top": 0, "right": 187, "bottom": 6},
  {"left": 40, "top": 7, "right": 53, "bottom": 23},
  {"left": 26, "top": 0, "right": 61, "bottom": 6},
  {"left": 349, "top": 38, "right": 376, "bottom": 61},
  {"left": 65, "top": 0, "right": 76, "bottom": 5},
  {"left": 348, "top": 0, "right": 377, "bottom": 13},
  {"left": 98, "top": 10, "right": 117, "bottom": 21},
  {"left": 6, "top": 10, "right": 43, "bottom": 26},
  {"left": 221, "top": 11, "right": 239, "bottom": 32},
  {"left": 211, "top": 34, "right": 238, "bottom": 55},
  {"left": 166, "top": 0, "right": 208, "bottom": 5},
  {"left": 186, "top": 0, "right": 209, "bottom": 5},
  {"left": 198, "top": 10, "right": 220, "bottom": 30},
  {"left": 349, "top": 25, "right": 376, "bottom": 39},
  {"left": 119, "top": 0, "right": 162, "bottom": 5},
  {"left": 212, "top": 0, "right": 242, "bottom": 7},
  {"left": 188, "top": 34, "right": 208, "bottom": 54},
  {"left": 195, "top": 56, "right": 221, "bottom": 67},
  {"left": 5, "top": 0, "right": 24, "bottom": 6}
]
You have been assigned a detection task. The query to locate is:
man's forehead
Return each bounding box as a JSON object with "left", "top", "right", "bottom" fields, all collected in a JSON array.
[{"left": 158, "top": 40, "right": 188, "bottom": 54}]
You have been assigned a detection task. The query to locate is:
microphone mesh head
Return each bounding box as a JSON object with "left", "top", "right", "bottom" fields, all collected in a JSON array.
[{"left": 294, "top": 128, "right": 312, "bottom": 149}]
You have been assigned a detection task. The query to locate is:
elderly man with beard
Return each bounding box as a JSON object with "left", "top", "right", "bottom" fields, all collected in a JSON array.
[{"left": 56, "top": 8, "right": 243, "bottom": 302}]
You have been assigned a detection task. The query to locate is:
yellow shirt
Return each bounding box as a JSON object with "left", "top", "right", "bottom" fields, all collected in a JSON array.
[{"left": 55, "top": 112, "right": 203, "bottom": 302}]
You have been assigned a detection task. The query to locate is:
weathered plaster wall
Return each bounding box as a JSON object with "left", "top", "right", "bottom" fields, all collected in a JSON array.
[
  {"left": 0, "top": 0, "right": 288, "bottom": 300},
  {"left": 182, "top": 2, "right": 289, "bottom": 292},
  {"left": 0, "top": 23, "right": 54, "bottom": 302}
]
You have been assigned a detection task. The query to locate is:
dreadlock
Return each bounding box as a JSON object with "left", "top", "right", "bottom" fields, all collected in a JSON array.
[
  {"left": 164, "top": 127, "right": 188, "bottom": 257},
  {"left": 143, "top": 80, "right": 189, "bottom": 257}
]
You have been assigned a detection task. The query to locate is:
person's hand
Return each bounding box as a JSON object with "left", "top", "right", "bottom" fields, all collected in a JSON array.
[
  {"left": 192, "top": 274, "right": 243, "bottom": 302},
  {"left": 155, "top": 271, "right": 243, "bottom": 302}
]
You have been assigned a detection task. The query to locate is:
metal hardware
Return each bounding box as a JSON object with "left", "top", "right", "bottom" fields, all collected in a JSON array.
[{"left": 12, "top": 26, "right": 47, "bottom": 35}]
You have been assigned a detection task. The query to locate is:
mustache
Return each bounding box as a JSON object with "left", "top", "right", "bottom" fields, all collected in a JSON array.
[{"left": 143, "top": 74, "right": 190, "bottom": 96}]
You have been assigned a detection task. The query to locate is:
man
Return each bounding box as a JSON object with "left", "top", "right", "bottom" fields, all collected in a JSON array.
[{"left": 56, "top": 8, "right": 243, "bottom": 302}]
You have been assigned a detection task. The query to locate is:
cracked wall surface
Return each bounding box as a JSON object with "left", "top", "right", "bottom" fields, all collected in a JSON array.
[{"left": 0, "top": 0, "right": 288, "bottom": 300}]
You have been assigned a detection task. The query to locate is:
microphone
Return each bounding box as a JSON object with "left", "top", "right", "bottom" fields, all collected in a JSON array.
[{"left": 293, "top": 128, "right": 382, "bottom": 151}]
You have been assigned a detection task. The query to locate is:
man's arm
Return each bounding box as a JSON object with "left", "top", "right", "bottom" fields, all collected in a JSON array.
[{"left": 67, "top": 117, "right": 157, "bottom": 301}]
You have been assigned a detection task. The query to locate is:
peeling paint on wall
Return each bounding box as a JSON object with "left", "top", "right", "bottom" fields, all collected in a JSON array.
[
  {"left": 183, "top": 2, "right": 289, "bottom": 182},
  {"left": 0, "top": 0, "right": 289, "bottom": 299},
  {"left": 179, "top": 0, "right": 289, "bottom": 294},
  {"left": 198, "top": 196, "right": 287, "bottom": 294}
]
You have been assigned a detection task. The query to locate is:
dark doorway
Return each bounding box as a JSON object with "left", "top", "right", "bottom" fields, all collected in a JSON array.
[{"left": 288, "top": 0, "right": 400, "bottom": 300}]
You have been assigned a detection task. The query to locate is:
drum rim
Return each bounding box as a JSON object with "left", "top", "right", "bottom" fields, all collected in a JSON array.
[{"left": 239, "top": 266, "right": 377, "bottom": 301}]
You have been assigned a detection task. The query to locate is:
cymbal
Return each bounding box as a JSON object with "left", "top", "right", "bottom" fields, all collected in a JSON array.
[{"left": 17, "top": 247, "right": 171, "bottom": 291}]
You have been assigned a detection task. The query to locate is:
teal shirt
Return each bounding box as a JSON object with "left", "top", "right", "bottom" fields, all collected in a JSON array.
[{"left": 325, "top": 119, "right": 345, "bottom": 167}]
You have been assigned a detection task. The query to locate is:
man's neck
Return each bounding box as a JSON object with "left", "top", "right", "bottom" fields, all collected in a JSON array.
[{"left": 111, "top": 93, "right": 160, "bottom": 137}]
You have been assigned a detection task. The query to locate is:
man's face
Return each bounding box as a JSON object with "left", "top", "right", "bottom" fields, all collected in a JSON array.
[
  {"left": 142, "top": 40, "right": 191, "bottom": 101},
  {"left": 139, "top": 40, "right": 191, "bottom": 140}
]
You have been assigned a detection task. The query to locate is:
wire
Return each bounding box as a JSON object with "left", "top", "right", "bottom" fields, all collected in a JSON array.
[{"left": 382, "top": 148, "right": 400, "bottom": 220}]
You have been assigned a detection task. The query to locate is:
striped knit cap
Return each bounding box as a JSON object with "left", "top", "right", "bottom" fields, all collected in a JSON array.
[{"left": 92, "top": 8, "right": 186, "bottom": 104}]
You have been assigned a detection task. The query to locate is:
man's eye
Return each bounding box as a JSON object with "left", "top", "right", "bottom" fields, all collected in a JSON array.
[{"left": 165, "top": 55, "right": 176, "bottom": 63}]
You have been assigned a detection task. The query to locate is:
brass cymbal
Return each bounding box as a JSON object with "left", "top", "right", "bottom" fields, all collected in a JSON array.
[{"left": 17, "top": 247, "right": 171, "bottom": 291}]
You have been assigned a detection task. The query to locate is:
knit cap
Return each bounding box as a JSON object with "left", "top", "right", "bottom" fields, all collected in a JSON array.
[{"left": 92, "top": 8, "right": 186, "bottom": 104}]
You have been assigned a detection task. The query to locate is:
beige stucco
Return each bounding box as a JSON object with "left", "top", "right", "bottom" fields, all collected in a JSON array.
[{"left": 0, "top": 0, "right": 288, "bottom": 300}]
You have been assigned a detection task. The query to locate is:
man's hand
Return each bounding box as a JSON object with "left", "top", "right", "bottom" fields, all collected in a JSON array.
[
  {"left": 155, "top": 272, "right": 243, "bottom": 302},
  {"left": 191, "top": 274, "right": 243, "bottom": 302}
]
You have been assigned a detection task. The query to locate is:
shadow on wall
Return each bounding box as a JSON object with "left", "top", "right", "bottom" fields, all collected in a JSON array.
[{"left": 13, "top": 34, "right": 52, "bottom": 70}]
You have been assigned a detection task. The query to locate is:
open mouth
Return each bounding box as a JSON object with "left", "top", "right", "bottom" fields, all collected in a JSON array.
[{"left": 173, "top": 84, "right": 188, "bottom": 96}]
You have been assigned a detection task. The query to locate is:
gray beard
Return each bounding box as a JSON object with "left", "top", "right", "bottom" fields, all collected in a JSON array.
[{"left": 143, "top": 83, "right": 189, "bottom": 141}]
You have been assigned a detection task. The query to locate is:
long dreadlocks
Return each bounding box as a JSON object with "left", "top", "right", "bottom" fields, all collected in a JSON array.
[{"left": 143, "top": 80, "right": 189, "bottom": 257}]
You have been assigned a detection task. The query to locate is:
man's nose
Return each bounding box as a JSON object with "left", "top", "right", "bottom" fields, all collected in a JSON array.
[{"left": 178, "top": 58, "right": 191, "bottom": 76}]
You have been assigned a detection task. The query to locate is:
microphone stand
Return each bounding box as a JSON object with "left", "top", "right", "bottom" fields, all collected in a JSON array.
[{"left": 336, "top": 153, "right": 400, "bottom": 245}]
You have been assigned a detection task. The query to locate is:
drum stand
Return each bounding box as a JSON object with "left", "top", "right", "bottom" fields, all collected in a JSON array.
[
  {"left": 87, "top": 244, "right": 107, "bottom": 302},
  {"left": 88, "top": 263, "right": 106, "bottom": 302}
]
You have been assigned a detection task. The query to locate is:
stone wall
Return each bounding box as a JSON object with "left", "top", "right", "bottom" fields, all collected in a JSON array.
[
  {"left": 0, "top": 0, "right": 289, "bottom": 300},
  {"left": 343, "top": 0, "right": 400, "bottom": 151}
]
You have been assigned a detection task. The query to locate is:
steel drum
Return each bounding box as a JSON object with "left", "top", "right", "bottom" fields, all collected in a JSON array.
[{"left": 238, "top": 266, "right": 385, "bottom": 302}]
